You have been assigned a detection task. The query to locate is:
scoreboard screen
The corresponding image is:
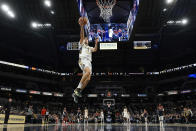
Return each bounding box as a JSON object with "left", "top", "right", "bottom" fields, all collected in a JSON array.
[
  {"left": 133, "top": 41, "right": 151, "bottom": 49},
  {"left": 89, "top": 23, "right": 128, "bottom": 42}
]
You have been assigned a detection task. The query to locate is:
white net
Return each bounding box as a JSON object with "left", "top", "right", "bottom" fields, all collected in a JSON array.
[{"left": 96, "top": 0, "right": 116, "bottom": 22}]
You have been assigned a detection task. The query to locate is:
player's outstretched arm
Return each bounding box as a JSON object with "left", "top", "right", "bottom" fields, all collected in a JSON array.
[
  {"left": 80, "top": 25, "right": 85, "bottom": 44},
  {"left": 79, "top": 17, "right": 85, "bottom": 44},
  {"left": 91, "top": 38, "right": 99, "bottom": 52}
]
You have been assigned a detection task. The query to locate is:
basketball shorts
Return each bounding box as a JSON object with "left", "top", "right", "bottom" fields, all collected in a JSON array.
[
  {"left": 159, "top": 116, "right": 164, "bottom": 121},
  {"left": 78, "top": 58, "right": 92, "bottom": 74},
  {"left": 84, "top": 115, "right": 88, "bottom": 119}
]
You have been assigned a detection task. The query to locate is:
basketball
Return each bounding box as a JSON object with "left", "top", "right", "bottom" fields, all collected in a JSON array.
[
  {"left": 78, "top": 17, "right": 87, "bottom": 26},
  {"left": 78, "top": 17, "right": 84, "bottom": 25},
  {"left": 83, "top": 17, "right": 88, "bottom": 25}
]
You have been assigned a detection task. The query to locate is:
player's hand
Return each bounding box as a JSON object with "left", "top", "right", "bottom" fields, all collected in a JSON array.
[
  {"left": 79, "top": 21, "right": 84, "bottom": 27},
  {"left": 78, "top": 17, "right": 84, "bottom": 26}
]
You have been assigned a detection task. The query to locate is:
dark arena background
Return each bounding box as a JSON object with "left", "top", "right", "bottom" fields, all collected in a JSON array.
[{"left": 0, "top": 0, "right": 196, "bottom": 131}]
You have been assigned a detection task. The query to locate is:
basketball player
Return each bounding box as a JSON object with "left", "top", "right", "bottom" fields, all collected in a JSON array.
[
  {"left": 127, "top": 111, "right": 130, "bottom": 124},
  {"left": 76, "top": 108, "right": 82, "bottom": 123},
  {"left": 72, "top": 17, "right": 99, "bottom": 103},
  {"left": 62, "top": 107, "right": 68, "bottom": 124},
  {"left": 183, "top": 107, "right": 192, "bottom": 124},
  {"left": 45, "top": 109, "right": 49, "bottom": 124},
  {"left": 100, "top": 109, "right": 104, "bottom": 124},
  {"left": 141, "top": 109, "right": 148, "bottom": 125},
  {"left": 122, "top": 107, "right": 129, "bottom": 124},
  {"left": 157, "top": 104, "right": 164, "bottom": 127},
  {"left": 84, "top": 107, "right": 88, "bottom": 124}
]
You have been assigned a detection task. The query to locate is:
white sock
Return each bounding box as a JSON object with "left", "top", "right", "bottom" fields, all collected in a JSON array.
[{"left": 77, "top": 82, "right": 83, "bottom": 89}]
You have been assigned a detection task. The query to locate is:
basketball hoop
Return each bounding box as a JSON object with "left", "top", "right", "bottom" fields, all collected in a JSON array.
[
  {"left": 103, "top": 99, "right": 115, "bottom": 107},
  {"left": 107, "top": 103, "right": 111, "bottom": 108},
  {"left": 96, "top": 0, "right": 116, "bottom": 22}
]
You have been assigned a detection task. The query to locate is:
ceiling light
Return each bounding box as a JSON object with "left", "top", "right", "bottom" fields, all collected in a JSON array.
[
  {"left": 167, "top": 20, "right": 175, "bottom": 24},
  {"left": 7, "top": 10, "right": 15, "bottom": 18},
  {"left": 44, "top": 0, "right": 51, "bottom": 7},
  {"left": 31, "top": 22, "right": 52, "bottom": 29},
  {"left": 31, "top": 22, "right": 38, "bottom": 28},
  {"left": 182, "top": 18, "right": 188, "bottom": 25},
  {"left": 1, "top": 4, "right": 15, "bottom": 18},
  {"left": 1, "top": 4, "right": 10, "bottom": 12},
  {"left": 163, "top": 8, "right": 167, "bottom": 12},
  {"left": 44, "top": 23, "right": 52, "bottom": 27},
  {"left": 166, "top": 0, "right": 174, "bottom": 4},
  {"left": 50, "top": 10, "right": 55, "bottom": 14}
]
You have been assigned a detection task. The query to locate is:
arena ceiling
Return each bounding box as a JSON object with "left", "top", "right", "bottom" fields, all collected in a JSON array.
[{"left": 0, "top": 0, "right": 195, "bottom": 73}]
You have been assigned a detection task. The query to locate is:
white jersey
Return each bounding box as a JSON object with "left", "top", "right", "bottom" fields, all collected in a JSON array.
[
  {"left": 84, "top": 109, "right": 88, "bottom": 118},
  {"left": 123, "top": 109, "right": 128, "bottom": 118},
  {"left": 126, "top": 112, "right": 130, "bottom": 119},
  {"left": 79, "top": 41, "right": 93, "bottom": 62},
  {"left": 100, "top": 112, "right": 104, "bottom": 118}
]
